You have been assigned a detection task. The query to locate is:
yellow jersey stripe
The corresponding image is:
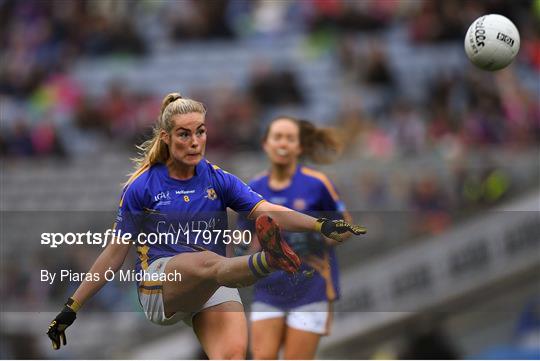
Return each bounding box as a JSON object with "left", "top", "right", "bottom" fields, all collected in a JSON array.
[
  {"left": 307, "top": 253, "right": 336, "bottom": 301},
  {"left": 321, "top": 253, "right": 336, "bottom": 301},
  {"left": 138, "top": 288, "right": 162, "bottom": 295},
  {"left": 325, "top": 302, "right": 333, "bottom": 335},
  {"left": 300, "top": 167, "right": 340, "bottom": 202},
  {"left": 248, "top": 199, "right": 266, "bottom": 219},
  {"left": 208, "top": 161, "right": 230, "bottom": 174},
  {"left": 140, "top": 281, "right": 162, "bottom": 287},
  {"left": 137, "top": 245, "right": 150, "bottom": 270},
  {"left": 120, "top": 165, "right": 150, "bottom": 207}
]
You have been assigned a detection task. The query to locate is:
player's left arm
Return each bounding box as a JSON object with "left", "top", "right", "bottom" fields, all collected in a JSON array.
[
  {"left": 221, "top": 169, "right": 366, "bottom": 242},
  {"left": 250, "top": 201, "right": 366, "bottom": 242}
]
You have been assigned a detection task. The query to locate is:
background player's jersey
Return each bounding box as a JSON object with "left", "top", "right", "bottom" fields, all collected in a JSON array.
[
  {"left": 114, "top": 159, "right": 263, "bottom": 276},
  {"left": 241, "top": 165, "right": 348, "bottom": 309}
]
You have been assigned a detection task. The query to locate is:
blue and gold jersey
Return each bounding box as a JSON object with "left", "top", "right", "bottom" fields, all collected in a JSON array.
[
  {"left": 114, "top": 160, "right": 264, "bottom": 275},
  {"left": 242, "top": 165, "right": 348, "bottom": 309}
]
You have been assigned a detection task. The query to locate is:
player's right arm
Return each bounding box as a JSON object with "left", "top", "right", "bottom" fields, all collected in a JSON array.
[
  {"left": 72, "top": 239, "right": 131, "bottom": 307},
  {"left": 47, "top": 177, "right": 144, "bottom": 350},
  {"left": 46, "top": 239, "right": 132, "bottom": 350}
]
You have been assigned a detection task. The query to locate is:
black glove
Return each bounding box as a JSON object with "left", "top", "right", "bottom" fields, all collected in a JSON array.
[
  {"left": 47, "top": 297, "right": 80, "bottom": 350},
  {"left": 315, "top": 218, "right": 367, "bottom": 242}
]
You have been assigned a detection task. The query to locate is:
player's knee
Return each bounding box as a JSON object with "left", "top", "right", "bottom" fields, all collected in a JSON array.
[
  {"left": 253, "top": 352, "right": 279, "bottom": 360},
  {"left": 252, "top": 347, "right": 279, "bottom": 360},
  {"left": 216, "top": 341, "right": 246, "bottom": 360},
  {"left": 284, "top": 348, "right": 316, "bottom": 360}
]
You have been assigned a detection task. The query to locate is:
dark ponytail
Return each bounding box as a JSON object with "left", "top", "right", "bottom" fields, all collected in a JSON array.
[{"left": 297, "top": 119, "right": 342, "bottom": 164}]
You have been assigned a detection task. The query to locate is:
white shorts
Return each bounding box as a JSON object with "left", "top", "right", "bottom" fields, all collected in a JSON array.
[
  {"left": 138, "top": 256, "right": 242, "bottom": 326},
  {"left": 250, "top": 301, "right": 332, "bottom": 335}
]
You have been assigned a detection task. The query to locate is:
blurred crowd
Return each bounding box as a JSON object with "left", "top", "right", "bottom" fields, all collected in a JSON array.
[{"left": 2, "top": 0, "right": 538, "bottom": 157}]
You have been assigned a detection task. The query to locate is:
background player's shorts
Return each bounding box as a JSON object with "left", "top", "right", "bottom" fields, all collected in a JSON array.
[
  {"left": 250, "top": 301, "right": 332, "bottom": 335},
  {"left": 138, "top": 256, "right": 242, "bottom": 326}
]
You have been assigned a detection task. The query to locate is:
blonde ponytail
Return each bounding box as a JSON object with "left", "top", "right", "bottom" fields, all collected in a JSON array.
[{"left": 124, "top": 92, "right": 206, "bottom": 186}]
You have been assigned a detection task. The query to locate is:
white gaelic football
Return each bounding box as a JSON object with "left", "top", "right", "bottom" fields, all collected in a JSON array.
[{"left": 464, "top": 14, "right": 520, "bottom": 71}]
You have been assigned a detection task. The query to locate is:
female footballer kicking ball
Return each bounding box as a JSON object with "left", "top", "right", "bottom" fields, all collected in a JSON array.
[
  {"left": 46, "top": 93, "right": 366, "bottom": 359},
  {"left": 242, "top": 116, "right": 354, "bottom": 359}
]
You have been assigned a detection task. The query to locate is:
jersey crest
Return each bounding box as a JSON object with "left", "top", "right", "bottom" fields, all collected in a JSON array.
[{"left": 206, "top": 187, "right": 218, "bottom": 200}]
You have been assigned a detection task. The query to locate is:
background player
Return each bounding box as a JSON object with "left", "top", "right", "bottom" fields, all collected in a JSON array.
[
  {"left": 240, "top": 116, "right": 354, "bottom": 359},
  {"left": 46, "top": 93, "right": 366, "bottom": 359}
]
